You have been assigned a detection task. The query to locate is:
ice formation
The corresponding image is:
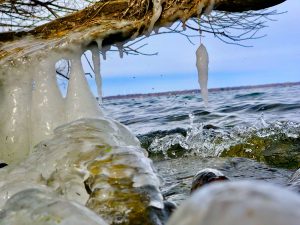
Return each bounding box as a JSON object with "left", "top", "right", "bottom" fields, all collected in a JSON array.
[
  {"left": 0, "top": 119, "right": 166, "bottom": 224},
  {"left": 116, "top": 43, "right": 124, "bottom": 58},
  {"left": 167, "top": 181, "right": 300, "bottom": 225},
  {"left": 65, "top": 55, "right": 104, "bottom": 122},
  {"left": 31, "top": 57, "right": 65, "bottom": 147},
  {"left": 148, "top": 0, "right": 163, "bottom": 34},
  {"left": 204, "top": 0, "right": 215, "bottom": 15},
  {"left": 0, "top": 64, "right": 32, "bottom": 163},
  {"left": 196, "top": 43, "right": 209, "bottom": 106},
  {"left": 0, "top": 47, "right": 107, "bottom": 163},
  {"left": 0, "top": 189, "right": 108, "bottom": 225},
  {"left": 90, "top": 44, "right": 103, "bottom": 103},
  {"left": 197, "top": 0, "right": 215, "bottom": 16}
]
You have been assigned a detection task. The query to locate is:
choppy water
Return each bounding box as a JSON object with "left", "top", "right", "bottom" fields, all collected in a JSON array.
[{"left": 103, "top": 84, "right": 300, "bottom": 204}]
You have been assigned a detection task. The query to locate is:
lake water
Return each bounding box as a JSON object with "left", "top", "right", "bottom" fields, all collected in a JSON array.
[{"left": 103, "top": 84, "right": 300, "bottom": 204}]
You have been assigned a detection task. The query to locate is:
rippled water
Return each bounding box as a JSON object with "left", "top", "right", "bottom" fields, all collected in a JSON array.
[
  {"left": 103, "top": 85, "right": 300, "bottom": 204},
  {"left": 104, "top": 85, "right": 300, "bottom": 134}
]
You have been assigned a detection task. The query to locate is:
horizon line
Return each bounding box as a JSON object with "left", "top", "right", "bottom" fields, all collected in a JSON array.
[{"left": 103, "top": 81, "right": 300, "bottom": 100}]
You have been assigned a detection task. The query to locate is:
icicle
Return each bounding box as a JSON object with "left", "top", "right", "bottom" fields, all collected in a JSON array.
[
  {"left": 0, "top": 66, "right": 32, "bottom": 163},
  {"left": 181, "top": 20, "right": 187, "bottom": 31},
  {"left": 148, "top": 0, "right": 162, "bottom": 34},
  {"left": 65, "top": 55, "right": 104, "bottom": 122},
  {"left": 90, "top": 43, "right": 103, "bottom": 103},
  {"left": 116, "top": 43, "right": 124, "bottom": 59},
  {"left": 31, "top": 57, "right": 65, "bottom": 148},
  {"left": 101, "top": 46, "right": 111, "bottom": 60},
  {"left": 196, "top": 43, "right": 209, "bottom": 106},
  {"left": 197, "top": 0, "right": 215, "bottom": 16},
  {"left": 204, "top": 0, "right": 215, "bottom": 15}
]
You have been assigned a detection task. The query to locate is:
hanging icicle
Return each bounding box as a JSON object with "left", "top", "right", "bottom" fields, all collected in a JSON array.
[
  {"left": 196, "top": 43, "right": 209, "bottom": 106},
  {"left": 148, "top": 0, "right": 162, "bottom": 34},
  {"left": 65, "top": 55, "right": 104, "bottom": 122},
  {"left": 90, "top": 43, "right": 103, "bottom": 104}
]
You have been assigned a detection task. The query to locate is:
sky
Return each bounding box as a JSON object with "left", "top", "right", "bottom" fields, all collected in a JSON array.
[{"left": 82, "top": 0, "right": 300, "bottom": 97}]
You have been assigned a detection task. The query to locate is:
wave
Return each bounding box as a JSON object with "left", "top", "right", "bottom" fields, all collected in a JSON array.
[{"left": 138, "top": 119, "right": 300, "bottom": 169}]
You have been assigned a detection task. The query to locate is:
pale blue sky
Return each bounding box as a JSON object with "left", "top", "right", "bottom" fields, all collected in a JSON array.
[{"left": 82, "top": 0, "right": 300, "bottom": 96}]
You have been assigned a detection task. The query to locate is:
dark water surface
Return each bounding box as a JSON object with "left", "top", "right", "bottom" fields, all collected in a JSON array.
[{"left": 103, "top": 85, "right": 300, "bottom": 204}]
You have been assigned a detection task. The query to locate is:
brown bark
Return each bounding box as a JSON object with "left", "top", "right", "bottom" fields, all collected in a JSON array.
[
  {"left": 0, "top": 0, "right": 286, "bottom": 63},
  {"left": 214, "top": 0, "right": 286, "bottom": 12}
]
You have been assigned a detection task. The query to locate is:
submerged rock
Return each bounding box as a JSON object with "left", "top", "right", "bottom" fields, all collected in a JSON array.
[
  {"left": 221, "top": 133, "right": 300, "bottom": 169},
  {"left": 0, "top": 162, "right": 7, "bottom": 168},
  {"left": 190, "top": 168, "right": 229, "bottom": 193},
  {"left": 167, "top": 181, "right": 300, "bottom": 225}
]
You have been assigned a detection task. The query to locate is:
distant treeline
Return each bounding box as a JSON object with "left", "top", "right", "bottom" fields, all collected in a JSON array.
[{"left": 103, "top": 82, "right": 300, "bottom": 100}]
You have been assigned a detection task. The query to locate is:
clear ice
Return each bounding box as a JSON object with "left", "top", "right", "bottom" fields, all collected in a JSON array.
[
  {"left": 0, "top": 119, "right": 163, "bottom": 224},
  {"left": 0, "top": 65, "right": 32, "bottom": 163},
  {"left": 90, "top": 44, "right": 103, "bottom": 103},
  {"left": 31, "top": 57, "right": 65, "bottom": 148},
  {"left": 65, "top": 55, "right": 104, "bottom": 122},
  {"left": 196, "top": 43, "right": 209, "bottom": 106}
]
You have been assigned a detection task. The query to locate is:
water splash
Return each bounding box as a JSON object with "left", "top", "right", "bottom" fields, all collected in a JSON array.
[{"left": 144, "top": 119, "right": 300, "bottom": 168}]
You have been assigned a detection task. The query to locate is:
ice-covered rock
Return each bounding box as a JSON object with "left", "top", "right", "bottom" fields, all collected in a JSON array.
[
  {"left": 167, "top": 181, "right": 300, "bottom": 225},
  {"left": 0, "top": 118, "right": 166, "bottom": 225},
  {"left": 0, "top": 189, "right": 108, "bottom": 225}
]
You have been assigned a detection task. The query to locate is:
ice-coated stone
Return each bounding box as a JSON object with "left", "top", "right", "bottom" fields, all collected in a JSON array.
[
  {"left": 0, "top": 189, "right": 108, "bottom": 225},
  {"left": 0, "top": 118, "right": 165, "bottom": 225},
  {"left": 167, "top": 181, "right": 300, "bottom": 225}
]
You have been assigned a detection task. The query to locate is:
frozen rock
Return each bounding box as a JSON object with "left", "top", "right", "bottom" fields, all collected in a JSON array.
[
  {"left": 0, "top": 189, "right": 107, "bottom": 225},
  {"left": 0, "top": 118, "right": 167, "bottom": 225},
  {"left": 167, "top": 181, "right": 300, "bottom": 225}
]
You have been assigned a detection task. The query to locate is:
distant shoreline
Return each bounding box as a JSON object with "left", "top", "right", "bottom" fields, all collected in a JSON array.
[{"left": 103, "top": 82, "right": 300, "bottom": 100}]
